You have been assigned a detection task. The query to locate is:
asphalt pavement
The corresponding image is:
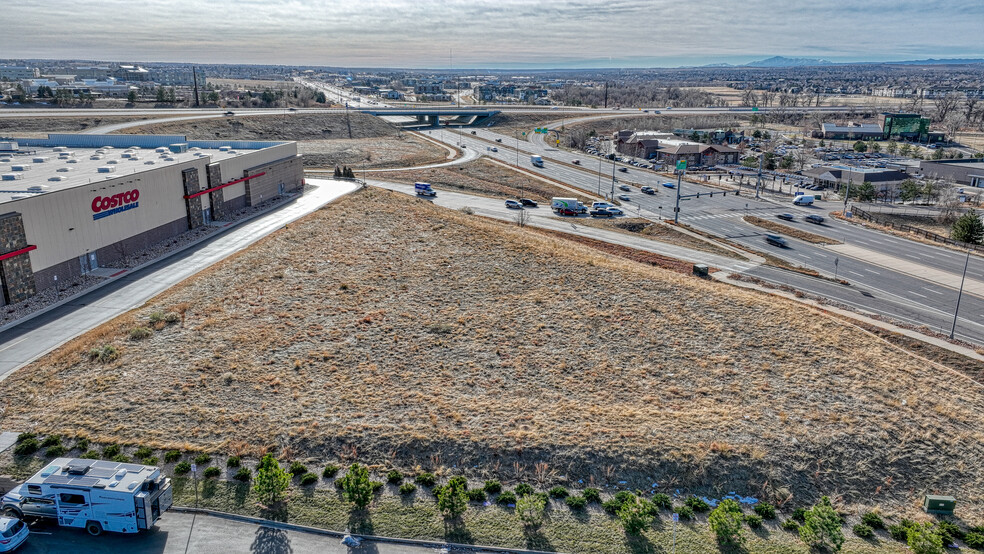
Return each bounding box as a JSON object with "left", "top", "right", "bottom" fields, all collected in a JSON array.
[
  {"left": 17, "top": 511, "right": 439, "bottom": 554},
  {"left": 0, "top": 179, "right": 360, "bottom": 379}
]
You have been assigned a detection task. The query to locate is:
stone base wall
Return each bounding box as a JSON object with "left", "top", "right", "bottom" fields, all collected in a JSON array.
[
  {"left": 0, "top": 212, "right": 36, "bottom": 304},
  {"left": 206, "top": 163, "right": 232, "bottom": 221},
  {"left": 182, "top": 168, "right": 204, "bottom": 229}
]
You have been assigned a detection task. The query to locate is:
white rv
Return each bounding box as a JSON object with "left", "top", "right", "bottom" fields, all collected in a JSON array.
[{"left": 1, "top": 458, "right": 173, "bottom": 536}]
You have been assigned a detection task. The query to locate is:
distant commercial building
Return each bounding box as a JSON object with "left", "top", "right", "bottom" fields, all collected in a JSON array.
[
  {"left": 0, "top": 134, "right": 303, "bottom": 306},
  {"left": 379, "top": 89, "right": 404, "bottom": 100},
  {"left": 919, "top": 160, "right": 984, "bottom": 188},
  {"left": 881, "top": 113, "right": 944, "bottom": 143},
  {"left": 802, "top": 165, "right": 909, "bottom": 189},
  {"left": 614, "top": 130, "right": 739, "bottom": 165},
  {"left": 0, "top": 66, "right": 40, "bottom": 80},
  {"left": 820, "top": 122, "right": 884, "bottom": 141}
]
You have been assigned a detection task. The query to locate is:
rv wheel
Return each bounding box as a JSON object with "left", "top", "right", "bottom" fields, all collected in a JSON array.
[{"left": 86, "top": 521, "right": 103, "bottom": 536}]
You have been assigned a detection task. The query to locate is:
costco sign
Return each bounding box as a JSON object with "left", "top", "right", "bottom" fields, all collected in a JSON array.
[{"left": 91, "top": 189, "right": 139, "bottom": 221}]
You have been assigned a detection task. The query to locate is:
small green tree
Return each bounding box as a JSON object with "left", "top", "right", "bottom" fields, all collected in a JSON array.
[
  {"left": 853, "top": 181, "right": 876, "bottom": 202},
  {"left": 156, "top": 86, "right": 166, "bottom": 103},
  {"left": 516, "top": 492, "right": 546, "bottom": 529},
  {"left": 886, "top": 141, "right": 898, "bottom": 154},
  {"left": 951, "top": 210, "right": 984, "bottom": 244},
  {"left": 253, "top": 453, "right": 290, "bottom": 505},
  {"left": 617, "top": 495, "right": 654, "bottom": 536},
  {"left": 900, "top": 143, "right": 913, "bottom": 157},
  {"left": 709, "top": 499, "right": 745, "bottom": 546},
  {"left": 752, "top": 129, "right": 762, "bottom": 139},
  {"left": 899, "top": 179, "right": 922, "bottom": 202},
  {"left": 437, "top": 476, "right": 468, "bottom": 520},
  {"left": 907, "top": 522, "right": 945, "bottom": 554},
  {"left": 819, "top": 139, "right": 825, "bottom": 147},
  {"left": 127, "top": 89, "right": 137, "bottom": 103},
  {"left": 871, "top": 141, "right": 881, "bottom": 153},
  {"left": 799, "top": 496, "right": 845, "bottom": 552},
  {"left": 338, "top": 463, "right": 374, "bottom": 509},
  {"left": 853, "top": 140, "right": 868, "bottom": 153},
  {"left": 780, "top": 154, "right": 795, "bottom": 169}
]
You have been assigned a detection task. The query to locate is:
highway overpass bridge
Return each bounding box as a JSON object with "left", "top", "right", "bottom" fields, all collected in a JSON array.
[{"left": 359, "top": 108, "right": 500, "bottom": 127}]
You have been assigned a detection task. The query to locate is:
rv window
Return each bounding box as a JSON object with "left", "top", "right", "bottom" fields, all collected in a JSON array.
[
  {"left": 26, "top": 485, "right": 42, "bottom": 495},
  {"left": 59, "top": 493, "right": 86, "bottom": 505}
]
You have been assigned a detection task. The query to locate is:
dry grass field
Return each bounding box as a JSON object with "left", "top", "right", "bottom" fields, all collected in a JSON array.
[
  {"left": 2, "top": 188, "right": 983, "bottom": 518},
  {"left": 0, "top": 116, "right": 156, "bottom": 138},
  {"left": 117, "top": 112, "right": 399, "bottom": 141}
]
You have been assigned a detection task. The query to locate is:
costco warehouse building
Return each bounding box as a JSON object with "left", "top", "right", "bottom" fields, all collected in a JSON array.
[{"left": 0, "top": 134, "right": 303, "bottom": 306}]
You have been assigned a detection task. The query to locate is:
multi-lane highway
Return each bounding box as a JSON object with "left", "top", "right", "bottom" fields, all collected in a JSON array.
[{"left": 422, "top": 126, "right": 984, "bottom": 345}]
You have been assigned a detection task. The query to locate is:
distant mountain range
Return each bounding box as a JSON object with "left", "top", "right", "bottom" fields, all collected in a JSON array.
[{"left": 698, "top": 56, "right": 984, "bottom": 68}]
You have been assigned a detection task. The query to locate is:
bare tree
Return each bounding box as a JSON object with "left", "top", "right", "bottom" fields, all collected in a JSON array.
[
  {"left": 933, "top": 92, "right": 963, "bottom": 123},
  {"left": 964, "top": 96, "right": 980, "bottom": 123}
]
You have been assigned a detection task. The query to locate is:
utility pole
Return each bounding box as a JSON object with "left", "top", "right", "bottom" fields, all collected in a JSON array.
[
  {"left": 192, "top": 66, "right": 200, "bottom": 107},
  {"left": 604, "top": 81, "right": 608, "bottom": 109},
  {"left": 597, "top": 156, "right": 602, "bottom": 195},
  {"left": 949, "top": 247, "right": 971, "bottom": 339},
  {"left": 755, "top": 153, "right": 763, "bottom": 199},
  {"left": 610, "top": 155, "right": 616, "bottom": 200},
  {"left": 673, "top": 169, "right": 683, "bottom": 223}
]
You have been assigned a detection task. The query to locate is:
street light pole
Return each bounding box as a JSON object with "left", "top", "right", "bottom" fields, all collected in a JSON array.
[
  {"left": 949, "top": 247, "right": 971, "bottom": 339},
  {"left": 673, "top": 170, "right": 683, "bottom": 224},
  {"left": 597, "top": 156, "right": 602, "bottom": 195}
]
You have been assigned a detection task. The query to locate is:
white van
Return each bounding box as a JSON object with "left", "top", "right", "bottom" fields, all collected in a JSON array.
[{"left": 792, "top": 195, "right": 815, "bottom": 206}]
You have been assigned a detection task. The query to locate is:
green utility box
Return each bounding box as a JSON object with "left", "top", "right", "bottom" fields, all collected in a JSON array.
[
  {"left": 693, "top": 264, "right": 709, "bottom": 277},
  {"left": 923, "top": 495, "right": 956, "bottom": 515}
]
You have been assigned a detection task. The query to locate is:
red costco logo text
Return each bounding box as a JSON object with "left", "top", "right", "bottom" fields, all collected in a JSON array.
[{"left": 91, "top": 190, "right": 140, "bottom": 213}]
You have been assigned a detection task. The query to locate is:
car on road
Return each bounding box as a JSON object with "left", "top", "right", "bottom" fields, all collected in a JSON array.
[
  {"left": 0, "top": 517, "right": 28, "bottom": 552},
  {"left": 572, "top": 159, "right": 581, "bottom": 165},
  {"left": 617, "top": 194, "right": 631, "bottom": 201},
  {"left": 606, "top": 206, "right": 625, "bottom": 215},
  {"left": 495, "top": 138, "right": 502, "bottom": 143},
  {"left": 505, "top": 199, "right": 523, "bottom": 209},
  {"left": 590, "top": 208, "right": 615, "bottom": 217},
  {"left": 490, "top": 147, "right": 498, "bottom": 152},
  {"left": 662, "top": 182, "right": 676, "bottom": 189},
  {"left": 804, "top": 214, "right": 825, "bottom": 224},
  {"left": 288, "top": 107, "right": 297, "bottom": 111},
  {"left": 520, "top": 198, "right": 538, "bottom": 207},
  {"left": 764, "top": 234, "right": 787, "bottom": 247},
  {"left": 619, "top": 184, "right": 631, "bottom": 192},
  {"left": 471, "top": 131, "right": 477, "bottom": 134},
  {"left": 618, "top": 167, "right": 628, "bottom": 173},
  {"left": 777, "top": 213, "right": 795, "bottom": 221},
  {"left": 641, "top": 186, "right": 655, "bottom": 194},
  {"left": 224, "top": 111, "right": 235, "bottom": 116}
]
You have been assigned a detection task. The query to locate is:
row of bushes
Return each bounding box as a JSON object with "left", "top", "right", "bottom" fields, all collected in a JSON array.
[{"left": 12, "top": 436, "right": 983, "bottom": 549}]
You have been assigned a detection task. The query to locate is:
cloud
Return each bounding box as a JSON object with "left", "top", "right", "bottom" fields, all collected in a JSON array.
[{"left": 1, "top": 0, "right": 981, "bottom": 66}]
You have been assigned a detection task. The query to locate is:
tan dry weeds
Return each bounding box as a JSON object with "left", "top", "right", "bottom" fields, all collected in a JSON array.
[{"left": 2, "top": 188, "right": 983, "bottom": 516}]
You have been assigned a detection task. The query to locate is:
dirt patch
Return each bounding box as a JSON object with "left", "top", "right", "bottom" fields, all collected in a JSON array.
[
  {"left": 116, "top": 112, "right": 399, "bottom": 141},
  {"left": 743, "top": 216, "right": 842, "bottom": 245},
  {"left": 378, "top": 159, "right": 575, "bottom": 203},
  {"left": 298, "top": 135, "right": 447, "bottom": 169},
  {"left": 0, "top": 116, "right": 154, "bottom": 138},
  {"left": 575, "top": 217, "right": 747, "bottom": 260},
  {"left": 3, "top": 188, "right": 984, "bottom": 519}
]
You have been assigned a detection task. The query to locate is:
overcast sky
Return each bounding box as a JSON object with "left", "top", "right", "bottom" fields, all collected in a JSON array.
[{"left": 3, "top": 0, "right": 982, "bottom": 68}]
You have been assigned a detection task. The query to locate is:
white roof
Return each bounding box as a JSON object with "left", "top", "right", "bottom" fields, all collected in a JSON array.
[
  {"left": 0, "top": 143, "right": 246, "bottom": 204},
  {"left": 25, "top": 458, "right": 160, "bottom": 494}
]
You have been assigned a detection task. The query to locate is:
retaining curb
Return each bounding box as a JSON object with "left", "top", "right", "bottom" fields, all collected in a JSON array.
[{"left": 170, "top": 506, "right": 553, "bottom": 554}]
